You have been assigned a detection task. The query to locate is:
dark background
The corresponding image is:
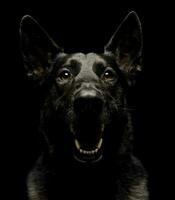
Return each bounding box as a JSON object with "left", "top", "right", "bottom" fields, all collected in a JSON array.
[{"left": 2, "top": 1, "right": 174, "bottom": 200}]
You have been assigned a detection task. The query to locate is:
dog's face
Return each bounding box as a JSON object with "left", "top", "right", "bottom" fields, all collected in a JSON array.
[
  {"left": 46, "top": 52, "right": 125, "bottom": 162},
  {"left": 20, "top": 12, "right": 142, "bottom": 163}
]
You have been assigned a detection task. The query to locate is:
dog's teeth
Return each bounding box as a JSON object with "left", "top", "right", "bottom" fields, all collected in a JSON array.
[
  {"left": 94, "top": 148, "right": 98, "bottom": 153},
  {"left": 79, "top": 148, "right": 98, "bottom": 155},
  {"left": 97, "top": 138, "right": 103, "bottom": 149},
  {"left": 90, "top": 150, "right": 94, "bottom": 154},
  {"left": 80, "top": 149, "right": 83, "bottom": 153},
  {"left": 83, "top": 150, "right": 86, "bottom": 154},
  {"left": 91, "top": 150, "right": 95, "bottom": 154},
  {"left": 75, "top": 138, "right": 103, "bottom": 155},
  {"left": 75, "top": 139, "right": 80, "bottom": 150}
]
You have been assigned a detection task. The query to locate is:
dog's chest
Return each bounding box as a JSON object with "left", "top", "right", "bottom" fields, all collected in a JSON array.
[{"left": 48, "top": 165, "right": 116, "bottom": 200}]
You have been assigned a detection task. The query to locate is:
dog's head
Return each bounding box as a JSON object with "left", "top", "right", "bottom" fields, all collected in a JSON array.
[{"left": 20, "top": 12, "right": 142, "bottom": 163}]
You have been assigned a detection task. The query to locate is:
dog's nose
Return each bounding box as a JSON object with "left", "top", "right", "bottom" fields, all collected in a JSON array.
[{"left": 74, "top": 89, "right": 103, "bottom": 115}]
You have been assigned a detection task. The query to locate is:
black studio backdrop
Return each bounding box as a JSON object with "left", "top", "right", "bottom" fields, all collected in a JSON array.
[{"left": 2, "top": 1, "right": 173, "bottom": 200}]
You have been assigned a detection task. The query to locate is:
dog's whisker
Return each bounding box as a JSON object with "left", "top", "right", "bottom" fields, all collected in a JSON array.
[{"left": 120, "top": 107, "right": 136, "bottom": 112}]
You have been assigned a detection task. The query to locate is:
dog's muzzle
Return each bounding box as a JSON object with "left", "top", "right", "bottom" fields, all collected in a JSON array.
[{"left": 74, "top": 89, "right": 103, "bottom": 115}]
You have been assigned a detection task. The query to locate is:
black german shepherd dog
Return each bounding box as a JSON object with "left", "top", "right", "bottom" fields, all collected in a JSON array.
[{"left": 20, "top": 11, "right": 149, "bottom": 200}]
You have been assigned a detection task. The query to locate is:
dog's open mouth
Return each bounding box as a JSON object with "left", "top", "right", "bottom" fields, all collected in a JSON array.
[
  {"left": 71, "top": 123, "right": 104, "bottom": 163},
  {"left": 71, "top": 93, "right": 105, "bottom": 163},
  {"left": 73, "top": 137, "right": 103, "bottom": 163}
]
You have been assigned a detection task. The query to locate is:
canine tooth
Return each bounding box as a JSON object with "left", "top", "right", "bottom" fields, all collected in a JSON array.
[
  {"left": 75, "top": 139, "right": 80, "bottom": 150},
  {"left": 97, "top": 138, "right": 103, "bottom": 149}
]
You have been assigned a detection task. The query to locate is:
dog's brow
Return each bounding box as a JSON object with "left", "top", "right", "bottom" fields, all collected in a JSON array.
[
  {"left": 61, "top": 58, "right": 81, "bottom": 67},
  {"left": 94, "top": 60, "right": 106, "bottom": 67},
  {"left": 69, "top": 59, "right": 81, "bottom": 66}
]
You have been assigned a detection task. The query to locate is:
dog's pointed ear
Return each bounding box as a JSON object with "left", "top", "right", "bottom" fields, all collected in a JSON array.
[
  {"left": 20, "top": 15, "right": 63, "bottom": 82},
  {"left": 105, "top": 11, "right": 143, "bottom": 85}
]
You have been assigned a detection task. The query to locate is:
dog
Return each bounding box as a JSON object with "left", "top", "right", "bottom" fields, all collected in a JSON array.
[{"left": 20, "top": 11, "right": 149, "bottom": 200}]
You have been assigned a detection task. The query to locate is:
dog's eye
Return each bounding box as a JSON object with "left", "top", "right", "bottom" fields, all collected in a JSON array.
[
  {"left": 102, "top": 69, "right": 116, "bottom": 81},
  {"left": 56, "top": 69, "right": 72, "bottom": 83}
]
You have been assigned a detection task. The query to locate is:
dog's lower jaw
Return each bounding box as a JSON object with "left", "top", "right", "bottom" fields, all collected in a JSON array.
[
  {"left": 73, "top": 138, "right": 103, "bottom": 163},
  {"left": 75, "top": 138, "right": 103, "bottom": 154},
  {"left": 73, "top": 153, "right": 103, "bottom": 163},
  {"left": 70, "top": 122, "right": 105, "bottom": 163}
]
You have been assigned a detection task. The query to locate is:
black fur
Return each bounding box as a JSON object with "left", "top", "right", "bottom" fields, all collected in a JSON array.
[{"left": 20, "top": 11, "right": 149, "bottom": 200}]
